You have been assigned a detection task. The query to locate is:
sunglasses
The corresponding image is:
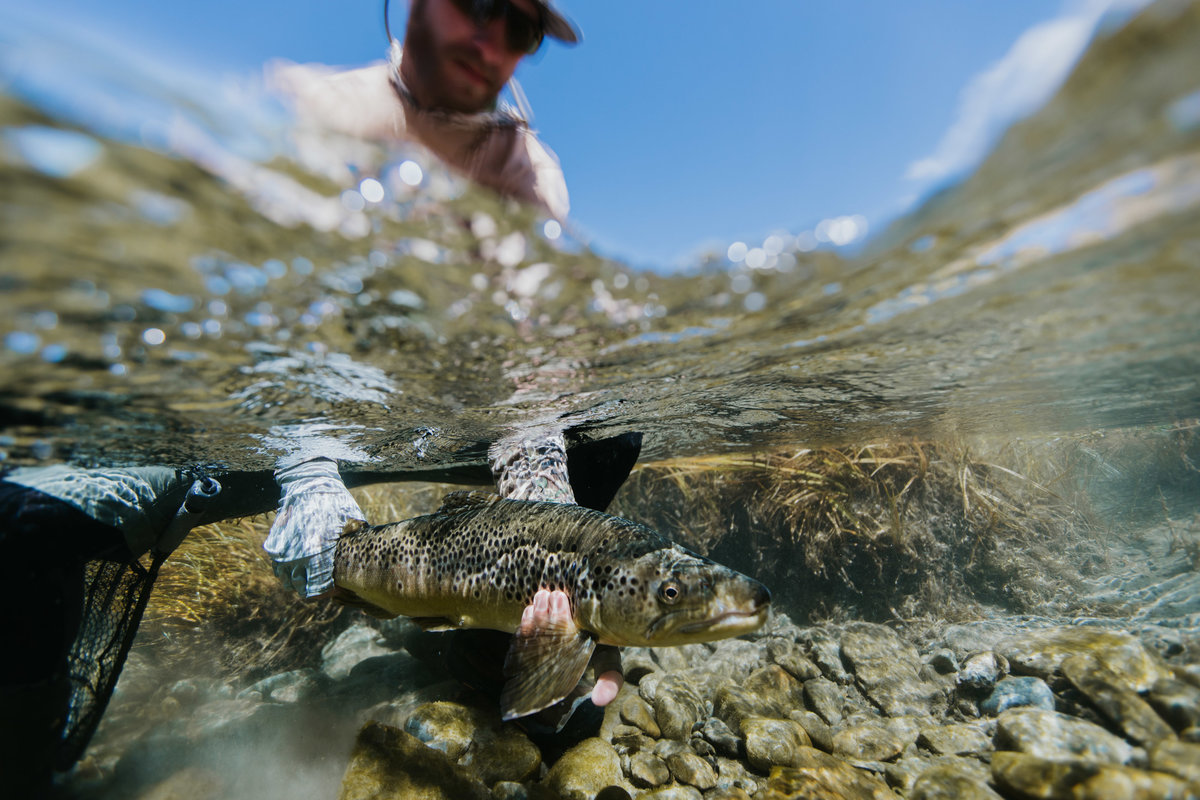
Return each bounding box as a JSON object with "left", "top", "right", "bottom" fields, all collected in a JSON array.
[{"left": 447, "top": 0, "right": 545, "bottom": 54}]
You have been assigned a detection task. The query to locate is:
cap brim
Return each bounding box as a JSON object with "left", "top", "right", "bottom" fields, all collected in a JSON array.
[{"left": 540, "top": 6, "right": 580, "bottom": 44}]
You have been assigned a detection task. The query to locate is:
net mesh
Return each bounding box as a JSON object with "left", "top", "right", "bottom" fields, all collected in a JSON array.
[{"left": 56, "top": 554, "right": 160, "bottom": 770}]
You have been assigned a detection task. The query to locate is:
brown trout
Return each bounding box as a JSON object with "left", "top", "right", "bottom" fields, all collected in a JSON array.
[{"left": 334, "top": 491, "right": 770, "bottom": 719}]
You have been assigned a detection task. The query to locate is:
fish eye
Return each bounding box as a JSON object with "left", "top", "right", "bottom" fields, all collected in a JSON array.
[{"left": 658, "top": 581, "right": 682, "bottom": 604}]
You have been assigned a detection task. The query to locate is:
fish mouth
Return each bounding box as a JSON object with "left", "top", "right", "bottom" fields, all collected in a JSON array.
[
  {"left": 646, "top": 604, "right": 769, "bottom": 642},
  {"left": 676, "top": 606, "right": 768, "bottom": 636}
]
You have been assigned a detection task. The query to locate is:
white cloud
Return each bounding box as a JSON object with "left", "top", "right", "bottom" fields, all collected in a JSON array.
[{"left": 905, "top": 0, "right": 1152, "bottom": 186}]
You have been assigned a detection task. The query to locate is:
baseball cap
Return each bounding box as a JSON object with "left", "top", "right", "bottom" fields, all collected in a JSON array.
[{"left": 535, "top": 1, "right": 581, "bottom": 45}]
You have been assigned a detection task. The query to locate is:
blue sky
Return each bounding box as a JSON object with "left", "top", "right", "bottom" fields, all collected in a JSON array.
[{"left": 2, "top": 0, "right": 1147, "bottom": 269}]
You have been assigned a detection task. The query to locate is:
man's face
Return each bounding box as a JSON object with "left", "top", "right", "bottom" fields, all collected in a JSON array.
[{"left": 404, "top": 0, "right": 540, "bottom": 113}]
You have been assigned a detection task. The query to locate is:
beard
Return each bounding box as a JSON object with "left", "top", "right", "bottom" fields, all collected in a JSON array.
[{"left": 405, "top": 0, "right": 504, "bottom": 113}]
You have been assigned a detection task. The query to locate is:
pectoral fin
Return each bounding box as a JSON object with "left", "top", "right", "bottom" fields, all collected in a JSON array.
[
  {"left": 410, "top": 616, "right": 458, "bottom": 632},
  {"left": 500, "top": 609, "right": 596, "bottom": 720}
]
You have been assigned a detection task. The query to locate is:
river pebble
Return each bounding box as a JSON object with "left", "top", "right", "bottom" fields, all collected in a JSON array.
[
  {"left": 321, "top": 623, "right": 392, "bottom": 680},
  {"left": 909, "top": 761, "right": 1005, "bottom": 800},
  {"left": 339, "top": 720, "right": 490, "bottom": 800},
  {"left": 741, "top": 717, "right": 811, "bottom": 770},
  {"left": 832, "top": 719, "right": 906, "bottom": 761},
  {"left": 1148, "top": 738, "right": 1200, "bottom": 783},
  {"left": 648, "top": 674, "right": 706, "bottom": 740},
  {"left": 995, "top": 707, "right": 1137, "bottom": 765},
  {"left": 990, "top": 751, "right": 1200, "bottom": 800},
  {"left": 759, "top": 747, "right": 900, "bottom": 799},
  {"left": 74, "top": 617, "right": 1200, "bottom": 800},
  {"left": 1061, "top": 654, "right": 1178, "bottom": 746},
  {"left": 916, "top": 721, "right": 993, "bottom": 756},
  {"left": 769, "top": 639, "right": 823, "bottom": 682},
  {"left": 999, "top": 628, "right": 1173, "bottom": 690},
  {"left": 665, "top": 751, "right": 717, "bottom": 789},
  {"left": 699, "top": 716, "right": 743, "bottom": 759},
  {"left": 542, "top": 737, "right": 627, "bottom": 800},
  {"left": 957, "top": 651, "right": 1009, "bottom": 694},
  {"left": 627, "top": 751, "right": 670, "bottom": 788},
  {"left": 1147, "top": 676, "right": 1200, "bottom": 731},
  {"left": 619, "top": 695, "right": 661, "bottom": 738},
  {"left": 804, "top": 676, "right": 845, "bottom": 725},
  {"left": 840, "top": 623, "right": 944, "bottom": 717},
  {"left": 981, "top": 675, "right": 1056, "bottom": 714}
]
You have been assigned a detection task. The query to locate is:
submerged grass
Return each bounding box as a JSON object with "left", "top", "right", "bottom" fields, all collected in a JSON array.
[{"left": 611, "top": 439, "right": 1108, "bottom": 624}]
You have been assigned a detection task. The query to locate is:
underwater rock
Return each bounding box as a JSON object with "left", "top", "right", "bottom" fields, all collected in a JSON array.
[
  {"left": 713, "top": 684, "right": 775, "bottom": 732},
  {"left": 769, "top": 639, "right": 823, "bottom": 682},
  {"left": 458, "top": 724, "right": 541, "bottom": 787},
  {"left": 619, "top": 695, "right": 661, "bottom": 738},
  {"left": 758, "top": 749, "right": 900, "bottom": 799},
  {"left": 1149, "top": 739, "right": 1200, "bottom": 783},
  {"left": 699, "top": 716, "right": 743, "bottom": 759},
  {"left": 489, "top": 782, "right": 528, "bottom": 800},
  {"left": 1062, "top": 654, "right": 1177, "bottom": 746},
  {"left": 956, "top": 652, "right": 1009, "bottom": 694},
  {"left": 241, "top": 668, "right": 327, "bottom": 704},
  {"left": 832, "top": 719, "right": 906, "bottom": 762},
  {"left": 916, "top": 721, "right": 994, "bottom": 756},
  {"left": 804, "top": 677, "right": 845, "bottom": 725},
  {"left": 541, "top": 737, "right": 627, "bottom": 800},
  {"left": 358, "top": 680, "right": 461, "bottom": 730},
  {"left": 710, "top": 754, "right": 759, "bottom": 795},
  {"left": 706, "top": 637, "right": 771, "bottom": 682},
  {"left": 337, "top": 720, "right": 490, "bottom": 800},
  {"left": 908, "top": 761, "right": 1004, "bottom": 800},
  {"left": 322, "top": 623, "right": 393, "bottom": 681},
  {"left": 649, "top": 674, "right": 706, "bottom": 740},
  {"left": 622, "top": 648, "right": 658, "bottom": 683},
  {"left": 627, "top": 751, "right": 671, "bottom": 788},
  {"left": 995, "top": 708, "right": 1136, "bottom": 765},
  {"left": 990, "top": 751, "right": 1200, "bottom": 800},
  {"left": 1147, "top": 677, "right": 1200, "bottom": 731},
  {"left": 806, "top": 632, "right": 853, "bottom": 685},
  {"left": 999, "top": 628, "right": 1172, "bottom": 690},
  {"left": 404, "top": 701, "right": 479, "bottom": 760},
  {"left": 884, "top": 755, "right": 991, "bottom": 796},
  {"left": 840, "top": 624, "right": 943, "bottom": 717},
  {"left": 404, "top": 701, "right": 541, "bottom": 785},
  {"left": 666, "top": 751, "right": 717, "bottom": 789},
  {"left": 745, "top": 664, "right": 805, "bottom": 716},
  {"left": 741, "top": 716, "right": 811, "bottom": 771},
  {"left": 790, "top": 709, "right": 835, "bottom": 753},
  {"left": 980, "top": 676, "right": 1056, "bottom": 715},
  {"left": 706, "top": 787, "right": 753, "bottom": 800},
  {"left": 637, "top": 786, "right": 701, "bottom": 800}
]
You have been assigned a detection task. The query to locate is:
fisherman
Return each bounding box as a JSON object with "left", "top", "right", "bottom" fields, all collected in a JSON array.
[
  {"left": 263, "top": 0, "right": 629, "bottom": 718},
  {"left": 269, "top": 0, "right": 578, "bottom": 220}
]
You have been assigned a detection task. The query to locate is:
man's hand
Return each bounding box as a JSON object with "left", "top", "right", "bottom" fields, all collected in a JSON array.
[
  {"left": 519, "top": 588, "right": 624, "bottom": 707},
  {"left": 264, "top": 458, "right": 365, "bottom": 598}
]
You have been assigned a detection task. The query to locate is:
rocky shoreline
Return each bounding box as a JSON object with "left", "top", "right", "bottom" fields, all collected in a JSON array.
[{"left": 68, "top": 611, "right": 1200, "bottom": 800}]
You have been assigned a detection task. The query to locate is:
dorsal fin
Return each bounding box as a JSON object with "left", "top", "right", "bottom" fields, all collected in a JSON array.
[
  {"left": 437, "top": 490, "right": 501, "bottom": 513},
  {"left": 341, "top": 519, "right": 370, "bottom": 537}
]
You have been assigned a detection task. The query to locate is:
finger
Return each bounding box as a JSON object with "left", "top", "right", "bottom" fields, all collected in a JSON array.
[{"left": 591, "top": 670, "right": 623, "bottom": 706}]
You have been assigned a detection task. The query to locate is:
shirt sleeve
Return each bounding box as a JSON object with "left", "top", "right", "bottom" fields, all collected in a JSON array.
[{"left": 497, "top": 129, "right": 571, "bottom": 222}]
